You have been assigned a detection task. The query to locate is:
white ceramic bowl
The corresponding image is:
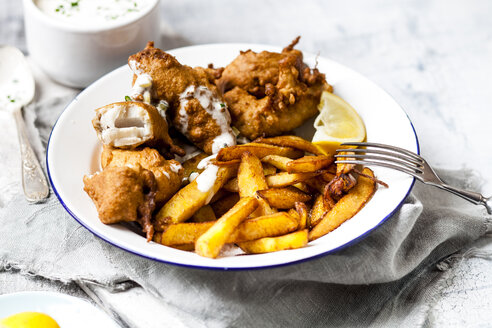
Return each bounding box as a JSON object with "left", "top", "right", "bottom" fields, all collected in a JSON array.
[{"left": 23, "top": 0, "right": 160, "bottom": 88}]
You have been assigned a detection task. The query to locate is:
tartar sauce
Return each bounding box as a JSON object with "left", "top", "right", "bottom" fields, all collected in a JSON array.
[
  {"left": 178, "top": 85, "right": 236, "bottom": 154},
  {"left": 34, "top": 0, "right": 154, "bottom": 27}
]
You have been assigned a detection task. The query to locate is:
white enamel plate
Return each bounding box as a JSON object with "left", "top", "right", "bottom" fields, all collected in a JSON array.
[{"left": 47, "top": 44, "right": 419, "bottom": 270}]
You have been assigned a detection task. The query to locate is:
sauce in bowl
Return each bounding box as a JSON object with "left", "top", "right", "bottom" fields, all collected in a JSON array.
[{"left": 34, "top": 0, "right": 155, "bottom": 27}]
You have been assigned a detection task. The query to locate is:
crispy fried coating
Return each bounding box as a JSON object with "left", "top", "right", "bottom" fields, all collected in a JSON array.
[
  {"left": 83, "top": 165, "right": 157, "bottom": 241},
  {"left": 101, "top": 146, "right": 184, "bottom": 205},
  {"left": 128, "top": 42, "right": 235, "bottom": 154},
  {"left": 217, "top": 36, "right": 332, "bottom": 140}
]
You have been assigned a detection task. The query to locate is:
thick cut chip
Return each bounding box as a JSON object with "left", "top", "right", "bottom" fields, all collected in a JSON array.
[
  {"left": 309, "top": 168, "right": 376, "bottom": 241},
  {"left": 191, "top": 205, "right": 217, "bottom": 222},
  {"left": 286, "top": 155, "right": 334, "bottom": 173},
  {"left": 266, "top": 172, "right": 320, "bottom": 188},
  {"left": 254, "top": 135, "right": 323, "bottom": 155},
  {"left": 256, "top": 187, "right": 311, "bottom": 209},
  {"left": 217, "top": 143, "right": 303, "bottom": 162},
  {"left": 261, "top": 155, "right": 292, "bottom": 171},
  {"left": 309, "top": 194, "right": 329, "bottom": 228},
  {"left": 195, "top": 197, "right": 258, "bottom": 258},
  {"left": 155, "top": 165, "right": 237, "bottom": 225},
  {"left": 238, "top": 152, "right": 276, "bottom": 217},
  {"left": 211, "top": 193, "right": 240, "bottom": 217},
  {"left": 155, "top": 211, "right": 298, "bottom": 246},
  {"left": 238, "top": 230, "right": 308, "bottom": 254},
  {"left": 294, "top": 202, "right": 308, "bottom": 229}
]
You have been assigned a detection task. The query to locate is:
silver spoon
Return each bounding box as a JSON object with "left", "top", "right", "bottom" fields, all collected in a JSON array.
[{"left": 0, "top": 46, "right": 49, "bottom": 202}]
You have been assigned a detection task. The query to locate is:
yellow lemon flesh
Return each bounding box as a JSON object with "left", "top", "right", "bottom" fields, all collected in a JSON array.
[
  {"left": 312, "top": 91, "right": 366, "bottom": 155},
  {"left": 1, "top": 312, "right": 59, "bottom": 328}
]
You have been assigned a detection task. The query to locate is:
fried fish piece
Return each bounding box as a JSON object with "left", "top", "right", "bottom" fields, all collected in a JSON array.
[
  {"left": 101, "top": 147, "right": 184, "bottom": 205},
  {"left": 83, "top": 165, "right": 157, "bottom": 241},
  {"left": 128, "top": 42, "right": 236, "bottom": 154},
  {"left": 92, "top": 101, "right": 184, "bottom": 156},
  {"left": 217, "top": 36, "right": 331, "bottom": 140}
]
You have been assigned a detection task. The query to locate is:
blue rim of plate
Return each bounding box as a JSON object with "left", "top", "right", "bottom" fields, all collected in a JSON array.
[{"left": 46, "top": 44, "right": 420, "bottom": 271}]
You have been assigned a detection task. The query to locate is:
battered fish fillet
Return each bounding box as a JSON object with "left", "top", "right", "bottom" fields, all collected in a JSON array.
[
  {"left": 217, "top": 36, "right": 332, "bottom": 140},
  {"left": 83, "top": 165, "right": 157, "bottom": 241},
  {"left": 92, "top": 101, "right": 184, "bottom": 156},
  {"left": 128, "top": 42, "right": 236, "bottom": 154},
  {"left": 101, "top": 146, "right": 184, "bottom": 205}
]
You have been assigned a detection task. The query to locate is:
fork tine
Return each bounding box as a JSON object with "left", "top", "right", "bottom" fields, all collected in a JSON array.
[
  {"left": 335, "top": 148, "right": 423, "bottom": 166},
  {"left": 340, "top": 142, "right": 422, "bottom": 162},
  {"left": 335, "top": 159, "right": 423, "bottom": 180},
  {"left": 334, "top": 153, "right": 424, "bottom": 172}
]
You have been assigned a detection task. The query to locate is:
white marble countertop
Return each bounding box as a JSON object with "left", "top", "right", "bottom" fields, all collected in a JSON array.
[{"left": 1, "top": 0, "right": 491, "bottom": 326}]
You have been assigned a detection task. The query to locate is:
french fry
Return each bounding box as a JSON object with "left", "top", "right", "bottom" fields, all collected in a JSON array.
[
  {"left": 266, "top": 171, "right": 320, "bottom": 188},
  {"left": 256, "top": 187, "right": 311, "bottom": 209},
  {"left": 309, "top": 194, "right": 329, "bottom": 228},
  {"left": 295, "top": 202, "right": 308, "bottom": 229},
  {"left": 336, "top": 150, "right": 356, "bottom": 175},
  {"left": 229, "top": 212, "right": 298, "bottom": 243},
  {"left": 238, "top": 230, "right": 309, "bottom": 254},
  {"left": 155, "top": 221, "right": 215, "bottom": 244},
  {"left": 261, "top": 155, "right": 292, "bottom": 171},
  {"left": 155, "top": 165, "right": 237, "bottom": 225},
  {"left": 286, "top": 155, "right": 334, "bottom": 173},
  {"left": 171, "top": 244, "right": 196, "bottom": 251},
  {"left": 262, "top": 162, "right": 277, "bottom": 176},
  {"left": 222, "top": 161, "right": 276, "bottom": 193},
  {"left": 238, "top": 152, "right": 276, "bottom": 216},
  {"left": 253, "top": 135, "right": 323, "bottom": 155},
  {"left": 208, "top": 189, "right": 229, "bottom": 204},
  {"left": 213, "top": 159, "right": 241, "bottom": 166},
  {"left": 196, "top": 197, "right": 258, "bottom": 258},
  {"left": 309, "top": 168, "right": 376, "bottom": 241},
  {"left": 191, "top": 205, "right": 217, "bottom": 222},
  {"left": 155, "top": 211, "right": 298, "bottom": 246},
  {"left": 293, "top": 182, "right": 311, "bottom": 193},
  {"left": 211, "top": 193, "right": 240, "bottom": 217},
  {"left": 217, "top": 143, "right": 303, "bottom": 162},
  {"left": 305, "top": 177, "right": 327, "bottom": 194}
]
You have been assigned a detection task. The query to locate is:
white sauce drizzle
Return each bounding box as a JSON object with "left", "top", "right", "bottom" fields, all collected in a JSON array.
[
  {"left": 34, "top": 0, "right": 154, "bottom": 27},
  {"left": 178, "top": 85, "right": 236, "bottom": 153},
  {"left": 195, "top": 164, "right": 219, "bottom": 193},
  {"left": 169, "top": 162, "right": 182, "bottom": 174},
  {"left": 188, "top": 172, "right": 199, "bottom": 182},
  {"left": 197, "top": 154, "right": 217, "bottom": 170}
]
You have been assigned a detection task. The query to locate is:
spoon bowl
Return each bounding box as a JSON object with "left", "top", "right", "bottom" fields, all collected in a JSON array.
[{"left": 0, "top": 46, "right": 49, "bottom": 202}]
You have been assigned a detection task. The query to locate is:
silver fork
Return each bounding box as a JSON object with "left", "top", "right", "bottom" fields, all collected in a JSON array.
[{"left": 335, "top": 142, "right": 491, "bottom": 214}]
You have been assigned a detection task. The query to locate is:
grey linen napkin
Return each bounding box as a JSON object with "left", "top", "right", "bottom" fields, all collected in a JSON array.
[{"left": 1, "top": 74, "right": 491, "bottom": 327}]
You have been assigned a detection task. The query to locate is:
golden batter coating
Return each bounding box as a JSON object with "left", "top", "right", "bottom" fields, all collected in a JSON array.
[
  {"left": 128, "top": 42, "right": 235, "bottom": 154},
  {"left": 101, "top": 146, "right": 184, "bottom": 205},
  {"left": 83, "top": 165, "right": 157, "bottom": 241},
  {"left": 217, "top": 36, "right": 332, "bottom": 140}
]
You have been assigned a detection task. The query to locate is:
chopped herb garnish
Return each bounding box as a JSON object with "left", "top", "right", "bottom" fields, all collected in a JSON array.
[
  {"left": 71, "top": 1, "right": 79, "bottom": 7},
  {"left": 220, "top": 103, "right": 225, "bottom": 108},
  {"left": 125, "top": 96, "right": 132, "bottom": 101},
  {"left": 134, "top": 2, "right": 138, "bottom": 7}
]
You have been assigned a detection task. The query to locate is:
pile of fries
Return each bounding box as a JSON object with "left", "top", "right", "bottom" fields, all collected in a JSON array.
[{"left": 153, "top": 136, "right": 377, "bottom": 258}]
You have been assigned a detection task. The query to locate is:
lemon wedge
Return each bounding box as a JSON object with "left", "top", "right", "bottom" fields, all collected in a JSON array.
[
  {"left": 1, "top": 312, "right": 59, "bottom": 328},
  {"left": 312, "top": 91, "right": 366, "bottom": 155}
]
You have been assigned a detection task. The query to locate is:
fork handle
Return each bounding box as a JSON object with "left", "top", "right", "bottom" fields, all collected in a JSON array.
[{"left": 433, "top": 183, "right": 491, "bottom": 214}]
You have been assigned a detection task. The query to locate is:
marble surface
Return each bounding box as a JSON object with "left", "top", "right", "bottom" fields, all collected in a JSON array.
[{"left": 1, "top": 0, "right": 491, "bottom": 327}]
